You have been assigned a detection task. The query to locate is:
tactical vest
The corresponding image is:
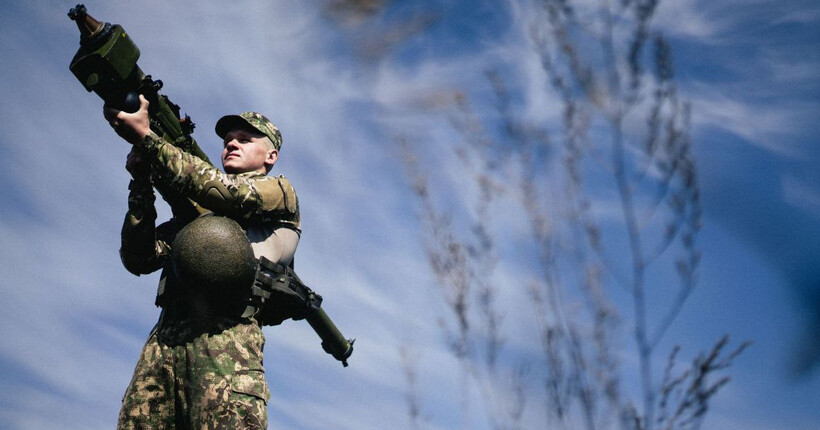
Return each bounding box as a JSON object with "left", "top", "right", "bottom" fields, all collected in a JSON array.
[{"left": 157, "top": 214, "right": 311, "bottom": 326}]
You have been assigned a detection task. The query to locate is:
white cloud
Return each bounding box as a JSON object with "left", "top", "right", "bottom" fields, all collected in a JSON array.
[
  {"left": 782, "top": 175, "right": 820, "bottom": 217},
  {"left": 774, "top": 3, "right": 820, "bottom": 25},
  {"left": 688, "top": 85, "right": 806, "bottom": 155},
  {"left": 655, "top": 0, "right": 727, "bottom": 39},
  {"left": 2, "top": 1, "right": 819, "bottom": 429}
]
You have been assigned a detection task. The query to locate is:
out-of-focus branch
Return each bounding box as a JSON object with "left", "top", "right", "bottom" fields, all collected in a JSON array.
[
  {"left": 336, "top": 1, "right": 746, "bottom": 429},
  {"left": 399, "top": 345, "right": 425, "bottom": 429}
]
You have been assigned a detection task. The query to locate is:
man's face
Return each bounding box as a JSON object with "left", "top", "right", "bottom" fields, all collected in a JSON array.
[{"left": 221, "top": 127, "right": 278, "bottom": 174}]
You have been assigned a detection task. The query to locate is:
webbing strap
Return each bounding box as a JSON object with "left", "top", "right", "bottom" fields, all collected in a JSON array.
[{"left": 242, "top": 257, "right": 322, "bottom": 323}]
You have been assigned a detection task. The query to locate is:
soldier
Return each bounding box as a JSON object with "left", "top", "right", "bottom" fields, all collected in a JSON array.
[{"left": 106, "top": 95, "right": 299, "bottom": 429}]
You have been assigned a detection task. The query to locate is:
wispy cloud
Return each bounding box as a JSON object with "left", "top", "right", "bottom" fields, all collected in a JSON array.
[
  {"left": 689, "top": 86, "right": 806, "bottom": 155},
  {"left": 2, "top": 1, "right": 819, "bottom": 429},
  {"left": 782, "top": 175, "right": 820, "bottom": 216}
]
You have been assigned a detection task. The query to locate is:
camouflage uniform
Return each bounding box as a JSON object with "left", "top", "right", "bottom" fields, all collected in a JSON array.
[{"left": 118, "top": 125, "right": 299, "bottom": 429}]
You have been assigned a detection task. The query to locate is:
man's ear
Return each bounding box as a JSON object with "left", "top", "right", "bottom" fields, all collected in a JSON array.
[{"left": 265, "top": 149, "right": 279, "bottom": 167}]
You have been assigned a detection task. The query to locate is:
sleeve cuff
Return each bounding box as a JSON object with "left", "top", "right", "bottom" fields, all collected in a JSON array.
[{"left": 128, "top": 179, "right": 153, "bottom": 192}]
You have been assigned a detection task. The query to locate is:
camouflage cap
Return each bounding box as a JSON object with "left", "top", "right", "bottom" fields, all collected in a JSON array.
[{"left": 215, "top": 112, "right": 282, "bottom": 150}]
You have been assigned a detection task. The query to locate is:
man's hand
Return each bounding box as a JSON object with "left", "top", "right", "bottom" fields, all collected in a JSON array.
[
  {"left": 104, "top": 94, "right": 151, "bottom": 145},
  {"left": 126, "top": 146, "right": 152, "bottom": 182}
]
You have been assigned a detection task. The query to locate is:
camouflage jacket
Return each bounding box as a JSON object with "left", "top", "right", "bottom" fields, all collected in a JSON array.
[{"left": 120, "top": 131, "right": 300, "bottom": 277}]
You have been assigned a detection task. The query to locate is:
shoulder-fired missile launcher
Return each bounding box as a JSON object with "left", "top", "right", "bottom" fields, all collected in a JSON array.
[
  {"left": 68, "top": 4, "right": 209, "bottom": 224},
  {"left": 68, "top": 5, "right": 354, "bottom": 367}
]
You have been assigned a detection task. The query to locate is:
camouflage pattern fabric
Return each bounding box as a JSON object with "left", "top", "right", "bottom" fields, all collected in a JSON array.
[
  {"left": 139, "top": 131, "right": 300, "bottom": 230},
  {"left": 119, "top": 179, "right": 173, "bottom": 276},
  {"left": 116, "top": 131, "right": 303, "bottom": 428},
  {"left": 118, "top": 316, "right": 269, "bottom": 429}
]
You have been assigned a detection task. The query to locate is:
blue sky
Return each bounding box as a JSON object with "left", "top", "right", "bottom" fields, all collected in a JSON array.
[{"left": 0, "top": 1, "right": 818, "bottom": 429}]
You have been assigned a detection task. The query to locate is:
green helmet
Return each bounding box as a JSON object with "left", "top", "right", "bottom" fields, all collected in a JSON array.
[{"left": 171, "top": 214, "right": 256, "bottom": 296}]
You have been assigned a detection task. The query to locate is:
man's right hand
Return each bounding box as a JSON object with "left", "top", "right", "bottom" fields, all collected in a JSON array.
[{"left": 104, "top": 94, "right": 151, "bottom": 145}]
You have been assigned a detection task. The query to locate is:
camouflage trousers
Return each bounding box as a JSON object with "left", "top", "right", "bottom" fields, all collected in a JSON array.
[{"left": 117, "top": 315, "right": 270, "bottom": 429}]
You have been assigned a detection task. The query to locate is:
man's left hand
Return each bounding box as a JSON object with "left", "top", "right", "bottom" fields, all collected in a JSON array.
[{"left": 104, "top": 94, "right": 151, "bottom": 145}]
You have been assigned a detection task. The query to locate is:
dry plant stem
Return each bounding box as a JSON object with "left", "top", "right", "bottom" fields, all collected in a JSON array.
[
  {"left": 342, "top": 1, "right": 750, "bottom": 428},
  {"left": 612, "top": 112, "right": 656, "bottom": 430},
  {"left": 400, "top": 345, "right": 424, "bottom": 429}
]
